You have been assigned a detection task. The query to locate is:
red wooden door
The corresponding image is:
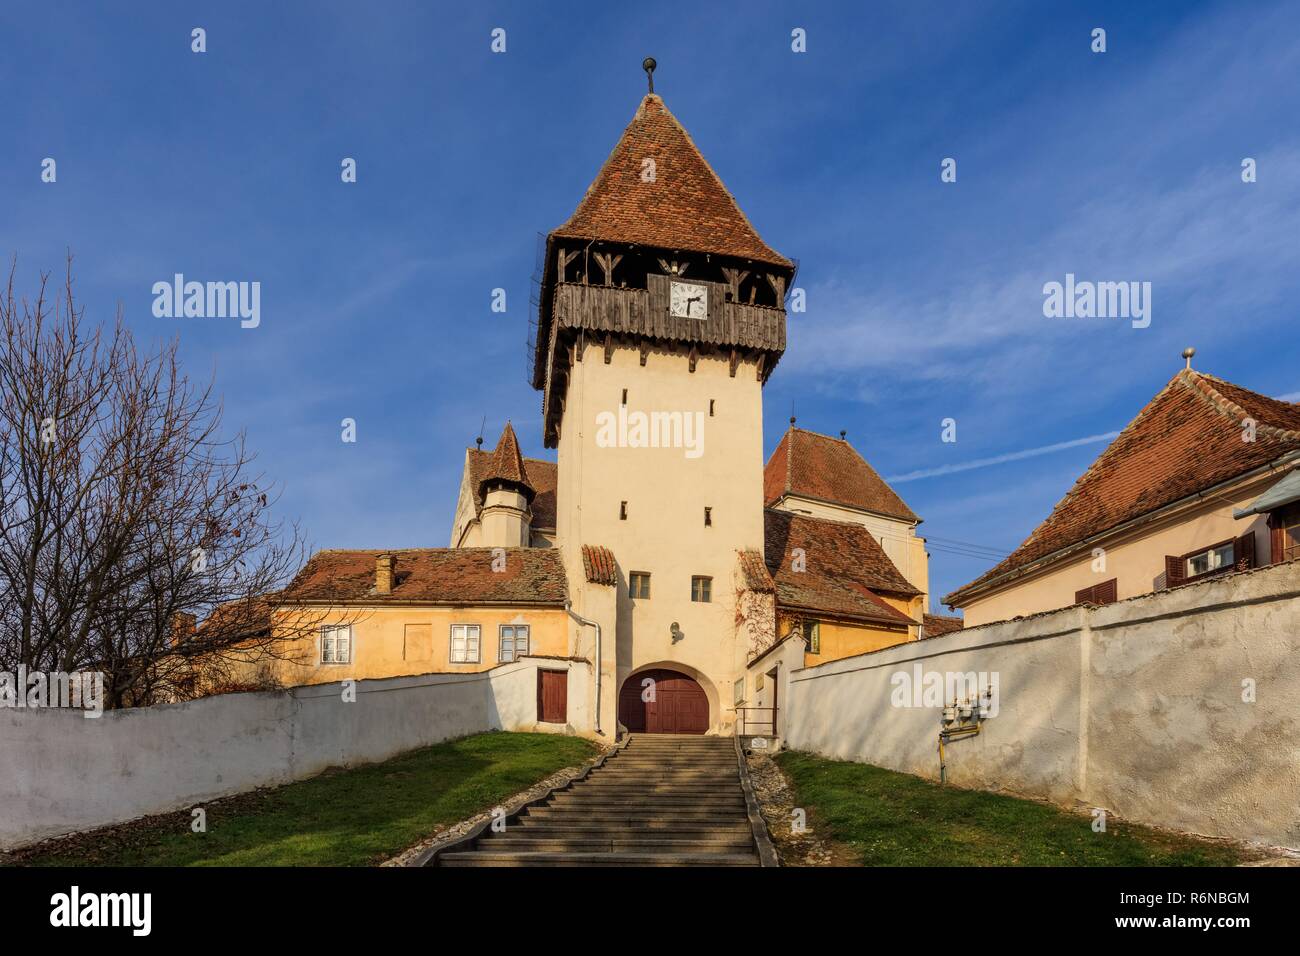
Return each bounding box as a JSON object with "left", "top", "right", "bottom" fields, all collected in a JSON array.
[
  {"left": 618, "top": 669, "right": 708, "bottom": 734},
  {"left": 537, "top": 670, "right": 567, "bottom": 723}
]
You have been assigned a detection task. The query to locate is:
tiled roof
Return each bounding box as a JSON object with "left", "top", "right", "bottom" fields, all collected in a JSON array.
[
  {"left": 921, "top": 613, "right": 964, "bottom": 639},
  {"left": 738, "top": 548, "right": 775, "bottom": 593},
  {"left": 764, "top": 427, "right": 918, "bottom": 523},
  {"left": 479, "top": 422, "right": 531, "bottom": 494},
  {"left": 582, "top": 544, "right": 618, "bottom": 586},
  {"left": 468, "top": 451, "right": 558, "bottom": 529},
  {"left": 281, "top": 548, "right": 568, "bottom": 606},
  {"left": 764, "top": 509, "right": 919, "bottom": 627},
  {"left": 945, "top": 369, "right": 1300, "bottom": 605},
  {"left": 551, "top": 94, "right": 790, "bottom": 268},
  {"left": 193, "top": 593, "right": 278, "bottom": 646}
]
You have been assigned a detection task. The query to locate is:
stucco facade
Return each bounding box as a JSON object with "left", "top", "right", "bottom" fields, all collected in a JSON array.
[
  {"left": 260, "top": 605, "right": 572, "bottom": 687},
  {"left": 556, "top": 342, "right": 766, "bottom": 734},
  {"left": 958, "top": 476, "right": 1278, "bottom": 627}
]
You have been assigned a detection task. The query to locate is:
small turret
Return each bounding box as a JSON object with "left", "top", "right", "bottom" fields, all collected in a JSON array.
[{"left": 479, "top": 422, "right": 534, "bottom": 547}]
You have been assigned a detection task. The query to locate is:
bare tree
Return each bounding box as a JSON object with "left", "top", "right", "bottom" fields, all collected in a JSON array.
[{"left": 0, "top": 256, "right": 322, "bottom": 707}]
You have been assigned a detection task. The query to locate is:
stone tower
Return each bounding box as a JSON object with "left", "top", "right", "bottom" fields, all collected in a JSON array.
[{"left": 533, "top": 84, "right": 792, "bottom": 736}]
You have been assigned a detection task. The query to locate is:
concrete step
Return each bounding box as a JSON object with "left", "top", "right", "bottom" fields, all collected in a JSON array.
[
  {"left": 550, "top": 789, "right": 745, "bottom": 803},
  {"left": 439, "top": 850, "right": 759, "bottom": 867},
  {"left": 600, "top": 762, "right": 736, "bottom": 771},
  {"left": 508, "top": 822, "right": 751, "bottom": 838},
  {"left": 523, "top": 807, "right": 737, "bottom": 822},
  {"left": 477, "top": 835, "right": 756, "bottom": 853},
  {"left": 573, "top": 776, "right": 742, "bottom": 788},
  {"left": 547, "top": 798, "right": 746, "bottom": 813},
  {"left": 515, "top": 817, "right": 751, "bottom": 834},
  {"left": 574, "top": 785, "right": 742, "bottom": 797}
]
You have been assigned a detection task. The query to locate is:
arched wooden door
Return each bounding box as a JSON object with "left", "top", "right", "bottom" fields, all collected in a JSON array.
[{"left": 618, "top": 669, "right": 709, "bottom": 734}]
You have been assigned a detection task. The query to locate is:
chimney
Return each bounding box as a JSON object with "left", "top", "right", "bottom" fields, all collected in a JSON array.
[
  {"left": 375, "top": 554, "right": 394, "bottom": 595},
  {"left": 170, "top": 612, "right": 197, "bottom": 647}
]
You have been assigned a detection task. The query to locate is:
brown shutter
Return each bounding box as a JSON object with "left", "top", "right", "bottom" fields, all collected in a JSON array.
[
  {"left": 1096, "top": 578, "right": 1118, "bottom": 604},
  {"left": 1270, "top": 514, "right": 1285, "bottom": 565},
  {"left": 1074, "top": 585, "right": 1094, "bottom": 604},
  {"left": 1235, "top": 531, "right": 1256, "bottom": 570},
  {"left": 1165, "top": 555, "right": 1185, "bottom": 588}
]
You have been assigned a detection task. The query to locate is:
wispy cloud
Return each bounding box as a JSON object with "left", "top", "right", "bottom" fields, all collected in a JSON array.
[{"left": 887, "top": 431, "right": 1120, "bottom": 483}]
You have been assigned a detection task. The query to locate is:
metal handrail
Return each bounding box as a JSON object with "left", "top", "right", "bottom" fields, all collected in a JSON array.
[{"left": 736, "top": 705, "right": 777, "bottom": 737}]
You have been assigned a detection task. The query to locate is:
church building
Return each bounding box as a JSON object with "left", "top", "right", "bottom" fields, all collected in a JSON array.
[{"left": 255, "top": 71, "right": 954, "bottom": 739}]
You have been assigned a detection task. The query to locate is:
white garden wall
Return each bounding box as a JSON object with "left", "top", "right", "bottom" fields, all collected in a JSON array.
[
  {"left": 0, "top": 656, "right": 591, "bottom": 849},
  {"left": 784, "top": 561, "right": 1300, "bottom": 847}
]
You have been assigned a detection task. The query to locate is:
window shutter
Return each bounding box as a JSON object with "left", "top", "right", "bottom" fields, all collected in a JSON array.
[
  {"left": 1235, "top": 531, "right": 1256, "bottom": 570},
  {"left": 1074, "top": 585, "right": 1094, "bottom": 604},
  {"left": 1269, "top": 514, "right": 1285, "bottom": 565},
  {"left": 1165, "top": 555, "right": 1185, "bottom": 588},
  {"left": 1096, "top": 578, "right": 1118, "bottom": 604}
]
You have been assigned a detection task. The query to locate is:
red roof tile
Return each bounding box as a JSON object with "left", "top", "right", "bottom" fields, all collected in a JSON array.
[
  {"left": 468, "top": 451, "right": 558, "bottom": 529},
  {"left": 551, "top": 94, "right": 790, "bottom": 268},
  {"left": 921, "top": 613, "right": 964, "bottom": 639},
  {"left": 281, "top": 548, "right": 568, "bottom": 606},
  {"left": 479, "top": 422, "right": 531, "bottom": 494},
  {"left": 764, "top": 509, "right": 918, "bottom": 627},
  {"left": 581, "top": 544, "right": 618, "bottom": 586},
  {"left": 764, "top": 427, "right": 918, "bottom": 523},
  {"left": 738, "top": 548, "right": 776, "bottom": 593},
  {"left": 945, "top": 370, "right": 1300, "bottom": 605}
]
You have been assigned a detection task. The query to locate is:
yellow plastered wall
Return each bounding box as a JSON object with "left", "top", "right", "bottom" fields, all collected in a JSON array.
[
  {"left": 778, "top": 609, "right": 915, "bottom": 667},
  {"left": 254, "top": 605, "right": 571, "bottom": 687}
]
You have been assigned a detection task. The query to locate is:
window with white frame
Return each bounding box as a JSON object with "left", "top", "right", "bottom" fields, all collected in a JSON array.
[
  {"left": 1186, "top": 541, "right": 1234, "bottom": 579},
  {"left": 499, "top": 624, "right": 530, "bottom": 663},
  {"left": 321, "top": 624, "right": 352, "bottom": 664},
  {"left": 450, "top": 624, "right": 481, "bottom": 663}
]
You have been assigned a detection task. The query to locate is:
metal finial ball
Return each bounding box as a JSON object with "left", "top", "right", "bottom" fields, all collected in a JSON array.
[
  {"left": 642, "top": 57, "right": 657, "bottom": 73},
  {"left": 1182, "top": 347, "right": 1196, "bottom": 359}
]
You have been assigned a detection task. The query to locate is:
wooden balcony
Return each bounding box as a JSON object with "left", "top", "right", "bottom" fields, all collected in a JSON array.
[{"left": 552, "top": 279, "right": 786, "bottom": 353}]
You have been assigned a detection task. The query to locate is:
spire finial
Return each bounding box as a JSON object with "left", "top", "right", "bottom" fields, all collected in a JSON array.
[
  {"left": 642, "top": 57, "right": 657, "bottom": 94},
  {"left": 1182, "top": 347, "right": 1196, "bottom": 370}
]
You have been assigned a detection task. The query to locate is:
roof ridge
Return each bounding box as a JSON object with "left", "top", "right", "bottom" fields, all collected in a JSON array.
[
  {"left": 551, "top": 93, "right": 789, "bottom": 267},
  {"left": 650, "top": 94, "right": 790, "bottom": 268},
  {"left": 481, "top": 421, "right": 533, "bottom": 491},
  {"left": 1030, "top": 372, "right": 1187, "bottom": 526},
  {"left": 1183, "top": 368, "right": 1300, "bottom": 441},
  {"left": 783, "top": 425, "right": 793, "bottom": 494}
]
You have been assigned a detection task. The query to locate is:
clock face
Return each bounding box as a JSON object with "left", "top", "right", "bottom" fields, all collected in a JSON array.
[{"left": 670, "top": 281, "right": 708, "bottom": 319}]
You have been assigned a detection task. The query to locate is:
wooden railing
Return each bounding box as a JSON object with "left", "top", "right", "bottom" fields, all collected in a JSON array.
[{"left": 552, "top": 282, "right": 785, "bottom": 353}]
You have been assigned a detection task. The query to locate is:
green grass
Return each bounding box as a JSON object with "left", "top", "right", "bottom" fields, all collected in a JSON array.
[
  {"left": 11, "top": 732, "right": 597, "bottom": 867},
  {"left": 774, "top": 751, "right": 1248, "bottom": 866}
]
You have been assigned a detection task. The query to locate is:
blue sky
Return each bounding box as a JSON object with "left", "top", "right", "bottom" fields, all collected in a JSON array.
[{"left": 2, "top": 0, "right": 1298, "bottom": 609}]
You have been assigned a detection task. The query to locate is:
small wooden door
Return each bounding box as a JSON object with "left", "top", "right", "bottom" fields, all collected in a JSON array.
[{"left": 537, "top": 670, "right": 567, "bottom": 724}]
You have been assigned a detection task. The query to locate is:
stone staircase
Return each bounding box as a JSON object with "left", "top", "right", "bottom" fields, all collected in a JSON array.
[{"left": 436, "top": 734, "right": 762, "bottom": 866}]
